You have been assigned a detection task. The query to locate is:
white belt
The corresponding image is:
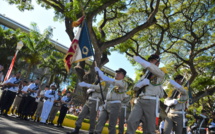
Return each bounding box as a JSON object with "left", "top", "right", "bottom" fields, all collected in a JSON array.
[
  {"left": 170, "top": 110, "right": 185, "bottom": 114},
  {"left": 88, "top": 97, "right": 99, "bottom": 101},
  {"left": 141, "top": 96, "right": 157, "bottom": 100},
  {"left": 121, "top": 105, "right": 127, "bottom": 109},
  {"left": 106, "top": 100, "right": 121, "bottom": 103},
  {"left": 89, "top": 97, "right": 100, "bottom": 111}
]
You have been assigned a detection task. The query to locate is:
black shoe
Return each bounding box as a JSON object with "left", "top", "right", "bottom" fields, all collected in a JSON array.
[
  {"left": 70, "top": 127, "right": 80, "bottom": 134},
  {"left": 24, "top": 117, "right": 29, "bottom": 121},
  {"left": 59, "top": 125, "right": 64, "bottom": 128},
  {"left": 3, "top": 113, "right": 8, "bottom": 117},
  {"left": 40, "top": 122, "right": 46, "bottom": 125},
  {"left": 36, "top": 117, "right": 40, "bottom": 122},
  {"left": 48, "top": 123, "right": 54, "bottom": 125}
]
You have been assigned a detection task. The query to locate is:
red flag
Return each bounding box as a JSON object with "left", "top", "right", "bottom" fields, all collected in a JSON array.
[{"left": 4, "top": 51, "right": 18, "bottom": 81}]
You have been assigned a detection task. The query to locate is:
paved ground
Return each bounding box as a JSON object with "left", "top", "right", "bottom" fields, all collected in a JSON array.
[{"left": 0, "top": 115, "right": 88, "bottom": 134}]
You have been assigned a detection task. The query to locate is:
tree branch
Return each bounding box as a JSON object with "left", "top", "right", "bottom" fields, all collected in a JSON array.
[
  {"left": 191, "top": 86, "right": 215, "bottom": 104},
  {"left": 41, "top": 0, "right": 64, "bottom": 13},
  {"left": 100, "top": 0, "right": 160, "bottom": 50}
]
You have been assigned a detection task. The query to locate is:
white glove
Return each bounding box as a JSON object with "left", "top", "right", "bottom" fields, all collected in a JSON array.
[
  {"left": 78, "top": 82, "right": 91, "bottom": 88},
  {"left": 133, "top": 56, "right": 151, "bottom": 68},
  {"left": 87, "top": 88, "right": 95, "bottom": 94},
  {"left": 102, "top": 75, "right": 115, "bottom": 83},
  {"left": 170, "top": 79, "right": 182, "bottom": 89},
  {"left": 193, "top": 109, "right": 196, "bottom": 113},
  {"left": 164, "top": 98, "right": 178, "bottom": 106},
  {"left": 135, "top": 78, "right": 150, "bottom": 88},
  {"left": 94, "top": 67, "right": 104, "bottom": 78}
]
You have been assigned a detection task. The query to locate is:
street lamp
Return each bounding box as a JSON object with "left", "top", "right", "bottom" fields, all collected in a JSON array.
[
  {"left": 4, "top": 41, "right": 24, "bottom": 81},
  {"left": 16, "top": 41, "right": 24, "bottom": 51}
]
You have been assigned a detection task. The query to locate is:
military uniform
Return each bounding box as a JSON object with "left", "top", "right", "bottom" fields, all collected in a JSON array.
[
  {"left": 48, "top": 93, "right": 61, "bottom": 124},
  {"left": 118, "top": 94, "right": 130, "bottom": 134},
  {"left": 191, "top": 112, "right": 209, "bottom": 134},
  {"left": 94, "top": 79, "right": 128, "bottom": 134},
  {"left": 71, "top": 81, "right": 109, "bottom": 134},
  {"left": 34, "top": 89, "right": 46, "bottom": 121},
  {"left": 1, "top": 76, "right": 20, "bottom": 115},
  {"left": 17, "top": 85, "right": 29, "bottom": 117},
  {"left": 21, "top": 83, "right": 39, "bottom": 119},
  {"left": 40, "top": 88, "right": 57, "bottom": 123},
  {"left": 11, "top": 89, "right": 23, "bottom": 115},
  {"left": 126, "top": 56, "right": 165, "bottom": 134},
  {"left": 57, "top": 95, "right": 72, "bottom": 127},
  {"left": 164, "top": 80, "right": 188, "bottom": 134}
]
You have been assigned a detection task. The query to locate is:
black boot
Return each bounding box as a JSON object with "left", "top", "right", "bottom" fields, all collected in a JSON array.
[
  {"left": 36, "top": 117, "right": 40, "bottom": 122},
  {"left": 68, "top": 127, "right": 80, "bottom": 134}
]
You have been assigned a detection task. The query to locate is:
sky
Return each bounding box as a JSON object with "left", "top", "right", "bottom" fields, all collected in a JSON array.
[{"left": 0, "top": 0, "right": 136, "bottom": 79}]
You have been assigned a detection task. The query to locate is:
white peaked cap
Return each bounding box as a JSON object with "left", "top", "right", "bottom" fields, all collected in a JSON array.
[{"left": 50, "top": 83, "right": 57, "bottom": 87}]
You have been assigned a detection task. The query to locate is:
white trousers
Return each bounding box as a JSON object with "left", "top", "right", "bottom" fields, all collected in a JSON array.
[{"left": 40, "top": 100, "right": 54, "bottom": 123}]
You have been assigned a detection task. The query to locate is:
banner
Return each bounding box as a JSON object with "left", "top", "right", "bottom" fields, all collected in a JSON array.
[{"left": 64, "top": 20, "right": 94, "bottom": 73}]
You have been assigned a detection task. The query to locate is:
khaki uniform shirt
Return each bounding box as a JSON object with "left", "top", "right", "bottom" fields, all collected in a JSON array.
[
  {"left": 134, "top": 63, "right": 165, "bottom": 98},
  {"left": 90, "top": 81, "right": 109, "bottom": 100},
  {"left": 172, "top": 87, "right": 188, "bottom": 111},
  {"left": 105, "top": 80, "right": 128, "bottom": 101}
]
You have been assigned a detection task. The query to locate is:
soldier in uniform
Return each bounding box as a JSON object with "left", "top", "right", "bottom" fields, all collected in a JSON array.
[
  {"left": 34, "top": 85, "right": 49, "bottom": 122},
  {"left": 94, "top": 67, "right": 128, "bottom": 134},
  {"left": 21, "top": 78, "right": 40, "bottom": 120},
  {"left": 190, "top": 110, "right": 209, "bottom": 134},
  {"left": 118, "top": 93, "right": 131, "bottom": 134},
  {"left": 163, "top": 75, "right": 188, "bottom": 134},
  {"left": 126, "top": 54, "right": 165, "bottom": 134},
  {"left": 40, "top": 83, "right": 57, "bottom": 124},
  {"left": 57, "top": 91, "right": 72, "bottom": 128},
  {"left": 0, "top": 72, "right": 21, "bottom": 116},
  {"left": 16, "top": 80, "right": 29, "bottom": 118},
  {"left": 48, "top": 90, "right": 62, "bottom": 125},
  {"left": 11, "top": 81, "right": 26, "bottom": 116},
  {"left": 68, "top": 79, "right": 109, "bottom": 134}
]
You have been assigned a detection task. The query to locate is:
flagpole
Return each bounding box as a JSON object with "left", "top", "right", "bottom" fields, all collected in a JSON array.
[
  {"left": 81, "top": 18, "right": 105, "bottom": 104},
  {"left": 94, "top": 61, "right": 105, "bottom": 104},
  {"left": 4, "top": 41, "right": 24, "bottom": 81}
]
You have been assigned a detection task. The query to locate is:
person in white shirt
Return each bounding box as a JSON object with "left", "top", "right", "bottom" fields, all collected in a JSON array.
[
  {"left": 0, "top": 72, "right": 21, "bottom": 116},
  {"left": 40, "top": 83, "right": 57, "bottom": 124},
  {"left": 94, "top": 68, "right": 128, "bottom": 134},
  {"left": 34, "top": 85, "right": 49, "bottom": 122},
  {"left": 21, "top": 78, "right": 40, "bottom": 120},
  {"left": 11, "top": 80, "right": 28, "bottom": 116},
  {"left": 57, "top": 91, "right": 72, "bottom": 128},
  {"left": 17, "top": 80, "right": 29, "bottom": 118},
  {"left": 48, "top": 90, "right": 62, "bottom": 125}
]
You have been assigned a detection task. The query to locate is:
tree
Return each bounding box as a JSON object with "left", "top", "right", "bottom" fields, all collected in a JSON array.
[
  {"left": 0, "top": 27, "right": 23, "bottom": 74},
  {"left": 20, "top": 23, "right": 54, "bottom": 78},
  {"left": 5, "top": 0, "right": 161, "bottom": 84},
  {"left": 39, "top": 51, "right": 68, "bottom": 85},
  {"left": 111, "top": 0, "right": 215, "bottom": 111}
]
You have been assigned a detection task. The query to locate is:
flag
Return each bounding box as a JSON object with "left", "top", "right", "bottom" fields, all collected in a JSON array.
[
  {"left": 64, "top": 20, "right": 94, "bottom": 73},
  {"left": 4, "top": 51, "right": 18, "bottom": 81},
  {"left": 72, "top": 16, "right": 85, "bottom": 27}
]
